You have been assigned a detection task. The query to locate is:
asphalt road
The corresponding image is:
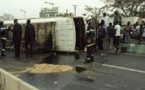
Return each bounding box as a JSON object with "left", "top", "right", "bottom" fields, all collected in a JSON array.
[
  {"left": 0, "top": 52, "right": 145, "bottom": 90},
  {"left": 104, "top": 53, "right": 145, "bottom": 71}
]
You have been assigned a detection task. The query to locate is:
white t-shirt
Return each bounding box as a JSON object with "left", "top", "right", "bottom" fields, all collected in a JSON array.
[
  {"left": 115, "top": 24, "right": 121, "bottom": 36},
  {"left": 135, "top": 25, "right": 140, "bottom": 31},
  {"left": 101, "top": 16, "right": 109, "bottom": 27}
]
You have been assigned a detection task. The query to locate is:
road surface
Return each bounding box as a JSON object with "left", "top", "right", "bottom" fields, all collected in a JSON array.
[{"left": 0, "top": 52, "right": 145, "bottom": 90}]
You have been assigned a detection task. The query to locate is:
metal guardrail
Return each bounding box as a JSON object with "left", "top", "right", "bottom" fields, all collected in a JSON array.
[{"left": 0, "top": 68, "right": 39, "bottom": 90}]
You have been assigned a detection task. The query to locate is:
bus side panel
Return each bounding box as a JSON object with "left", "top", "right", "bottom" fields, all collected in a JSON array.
[{"left": 0, "top": 68, "right": 38, "bottom": 90}]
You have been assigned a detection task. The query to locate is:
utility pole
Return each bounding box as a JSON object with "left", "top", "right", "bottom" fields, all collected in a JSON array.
[
  {"left": 73, "top": 5, "right": 78, "bottom": 16},
  {"left": 66, "top": 9, "right": 68, "bottom": 15}
]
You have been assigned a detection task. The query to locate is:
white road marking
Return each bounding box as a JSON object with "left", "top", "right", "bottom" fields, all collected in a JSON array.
[{"left": 103, "top": 64, "right": 145, "bottom": 74}]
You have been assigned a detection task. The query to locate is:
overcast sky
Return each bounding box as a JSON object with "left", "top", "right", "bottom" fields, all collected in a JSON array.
[{"left": 0, "top": 0, "right": 104, "bottom": 19}]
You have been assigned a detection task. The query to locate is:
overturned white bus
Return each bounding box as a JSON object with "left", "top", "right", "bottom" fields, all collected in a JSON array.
[{"left": 4, "top": 17, "right": 97, "bottom": 53}]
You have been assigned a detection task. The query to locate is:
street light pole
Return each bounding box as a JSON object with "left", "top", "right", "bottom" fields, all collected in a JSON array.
[
  {"left": 20, "top": 9, "right": 26, "bottom": 19},
  {"left": 73, "top": 5, "right": 78, "bottom": 16}
]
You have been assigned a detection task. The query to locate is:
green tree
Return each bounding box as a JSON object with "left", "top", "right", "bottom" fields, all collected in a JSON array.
[
  {"left": 102, "top": 0, "right": 145, "bottom": 16},
  {"left": 84, "top": 5, "right": 109, "bottom": 17},
  {"left": 0, "top": 13, "right": 15, "bottom": 20}
]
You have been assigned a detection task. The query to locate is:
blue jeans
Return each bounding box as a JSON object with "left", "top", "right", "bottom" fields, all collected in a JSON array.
[
  {"left": 125, "top": 32, "right": 130, "bottom": 41},
  {"left": 102, "top": 37, "right": 108, "bottom": 53}
]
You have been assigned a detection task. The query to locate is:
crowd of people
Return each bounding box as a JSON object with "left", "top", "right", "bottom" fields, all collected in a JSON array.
[
  {"left": 84, "top": 11, "right": 145, "bottom": 63},
  {"left": 123, "top": 21, "right": 145, "bottom": 43},
  {"left": 0, "top": 19, "right": 35, "bottom": 58}
]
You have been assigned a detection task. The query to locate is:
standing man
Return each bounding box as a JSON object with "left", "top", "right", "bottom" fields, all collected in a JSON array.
[
  {"left": 100, "top": 20, "right": 108, "bottom": 56},
  {"left": 0, "top": 21, "right": 7, "bottom": 57},
  {"left": 114, "top": 10, "right": 122, "bottom": 26},
  {"left": 24, "top": 19, "right": 35, "bottom": 58},
  {"left": 101, "top": 13, "right": 109, "bottom": 27},
  {"left": 107, "top": 22, "right": 115, "bottom": 51},
  {"left": 13, "top": 19, "right": 22, "bottom": 58},
  {"left": 124, "top": 21, "right": 132, "bottom": 42},
  {"left": 114, "top": 20, "right": 121, "bottom": 54},
  {"left": 0, "top": 21, "right": 6, "bottom": 56},
  {"left": 0, "top": 21, "right": 3, "bottom": 58}
]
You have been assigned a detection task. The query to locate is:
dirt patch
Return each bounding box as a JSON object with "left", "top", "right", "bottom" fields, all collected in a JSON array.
[{"left": 27, "top": 63, "right": 73, "bottom": 73}]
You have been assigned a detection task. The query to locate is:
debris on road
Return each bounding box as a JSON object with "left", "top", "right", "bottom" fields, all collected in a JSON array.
[{"left": 27, "top": 64, "right": 73, "bottom": 73}]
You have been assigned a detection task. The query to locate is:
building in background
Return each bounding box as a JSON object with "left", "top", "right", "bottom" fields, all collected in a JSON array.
[{"left": 39, "top": 7, "right": 58, "bottom": 18}]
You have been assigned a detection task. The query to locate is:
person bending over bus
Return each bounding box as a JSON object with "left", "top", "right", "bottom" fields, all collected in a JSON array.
[{"left": 84, "top": 32, "right": 95, "bottom": 63}]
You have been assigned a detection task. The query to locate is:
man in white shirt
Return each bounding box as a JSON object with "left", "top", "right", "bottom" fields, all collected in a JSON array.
[
  {"left": 114, "top": 20, "right": 121, "bottom": 53},
  {"left": 101, "top": 13, "right": 109, "bottom": 27}
]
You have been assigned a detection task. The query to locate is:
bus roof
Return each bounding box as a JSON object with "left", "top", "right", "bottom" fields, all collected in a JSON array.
[{"left": 4, "top": 18, "right": 56, "bottom": 25}]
